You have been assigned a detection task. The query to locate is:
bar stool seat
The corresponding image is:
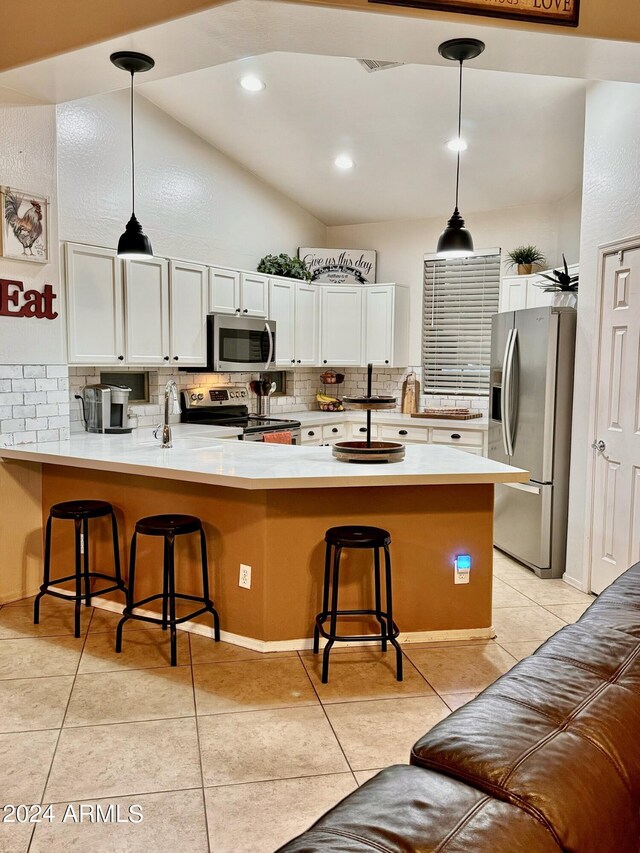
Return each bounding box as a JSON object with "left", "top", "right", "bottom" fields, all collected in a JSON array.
[
  {"left": 34, "top": 499, "right": 126, "bottom": 638},
  {"left": 116, "top": 513, "right": 220, "bottom": 666},
  {"left": 314, "top": 524, "right": 402, "bottom": 684}
]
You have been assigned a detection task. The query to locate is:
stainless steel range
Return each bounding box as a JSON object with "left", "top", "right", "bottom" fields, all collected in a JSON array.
[{"left": 180, "top": 387, "right": 301, "bottom": 444}]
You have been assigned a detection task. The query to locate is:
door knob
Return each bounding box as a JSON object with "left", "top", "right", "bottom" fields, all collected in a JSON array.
[{"left": 592, "top": 440, "right": 606, "bottom": 453}]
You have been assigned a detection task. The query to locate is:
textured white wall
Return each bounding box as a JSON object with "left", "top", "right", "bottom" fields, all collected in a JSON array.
[
  {"left": 327, "top": 200, "right": 581, "bottom": 365},
  {"left": 0, "top": 105, "right": 65, "bottom": 364},
  {"left": 565, "top": 81, "right": 640, "bottom": 590},
  {"left": 56, "top": 91, "right": 326, "bottom": 269}
]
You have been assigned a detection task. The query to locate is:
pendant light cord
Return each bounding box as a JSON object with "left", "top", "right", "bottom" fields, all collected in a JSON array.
[
  {"left": 130, "top": 70, "right": 136, "bottom": 217},
  {"left": 455, "top": 58, "right": 463, "bottom": 211}
]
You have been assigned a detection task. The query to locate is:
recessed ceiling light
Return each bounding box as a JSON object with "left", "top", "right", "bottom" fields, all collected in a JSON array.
[
  {"left": 334, "top": 154, "right": 354, "bottom": 170},
  {"left": 239, "top": 74, "right": 265, "bottom": 92},
  {"left": 447, "top": 137, "right": 468, "bottom": 152}
]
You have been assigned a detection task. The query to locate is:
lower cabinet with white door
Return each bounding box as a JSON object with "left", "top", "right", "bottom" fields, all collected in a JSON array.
[{"left": 300, "top": 417, "right": 488, "bottom": 453}]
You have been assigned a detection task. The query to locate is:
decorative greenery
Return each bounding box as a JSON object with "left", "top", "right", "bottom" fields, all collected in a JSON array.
[
  {"left": 538, "top": 255, "right": 579, "bottom": 292},
  {"left": 505, "top": 245, "right": 546, "bottom": 271},
  {"left": 257, "top": 253, "right": 312, "bottom": 281}
]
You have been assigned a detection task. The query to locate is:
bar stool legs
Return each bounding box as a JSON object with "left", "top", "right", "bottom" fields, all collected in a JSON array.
[
  {"left": 34, "top": 501, "right": 126, "bottom": 639},
  {"left": 314, "top": 526, "right": 402, "bottom": 684},
  {"left": 116, "top": 515, "right": 220, "bottom": 667}
]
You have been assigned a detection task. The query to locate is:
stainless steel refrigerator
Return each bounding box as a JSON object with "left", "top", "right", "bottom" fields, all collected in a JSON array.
[{"left": 489, "top": 306, "right": 576, "bottom": 578}]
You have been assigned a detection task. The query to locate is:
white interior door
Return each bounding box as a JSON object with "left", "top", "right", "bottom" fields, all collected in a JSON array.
[{"left": 590, "top": 241, "right": 640, "bottom": 593}]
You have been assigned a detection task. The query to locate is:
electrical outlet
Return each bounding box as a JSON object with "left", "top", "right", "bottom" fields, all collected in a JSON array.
[
  {"left": 454, "top": 569, "right": 470, "bottom": 585},
  {"left": 239, "top": 564, "right": 251, "bottom": 589},
  {"left": 454, "top": 555, "right": 471, "bottom": 585}
]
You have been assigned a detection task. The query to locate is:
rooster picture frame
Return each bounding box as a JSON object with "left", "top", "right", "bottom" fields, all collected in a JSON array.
[{"left": 1, "top": 186, "right": 49, "bottom": 264}]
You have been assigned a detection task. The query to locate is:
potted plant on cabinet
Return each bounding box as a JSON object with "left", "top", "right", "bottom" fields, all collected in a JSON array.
[
  {"left": 257, "top": 253, "right": 312, "bottom": 281},
  {"left": 505, "top": 245, "right": 546, "bottom": 276},
  {"left": 537, "top": 254, "right": 578, "bottom": 308}
]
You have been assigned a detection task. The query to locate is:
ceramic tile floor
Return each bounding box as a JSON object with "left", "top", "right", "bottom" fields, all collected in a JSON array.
[{"left": 0, "top": 551, "right": 595, "bottom": 853}]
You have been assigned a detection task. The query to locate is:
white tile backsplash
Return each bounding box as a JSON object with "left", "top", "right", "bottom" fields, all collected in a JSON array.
[{"left": 0, "top": 365, "right": 70, "bottom": 446}]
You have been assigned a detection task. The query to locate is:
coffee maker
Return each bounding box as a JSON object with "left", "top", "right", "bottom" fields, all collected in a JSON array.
[{"left": 76, "top": 384, "right": 133, "bottom": 434}]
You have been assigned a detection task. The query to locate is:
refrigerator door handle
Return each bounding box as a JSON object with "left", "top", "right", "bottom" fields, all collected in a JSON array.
[
  {"left": 501, "top": 329, "right": 513, "bottom": 457},
  {"left": 504, "top": 328, "right": 518, "bottom": 457}
]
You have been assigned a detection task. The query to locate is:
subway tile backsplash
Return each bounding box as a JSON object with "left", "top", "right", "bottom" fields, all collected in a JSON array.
[
  {"left": 0, "top": 365, "right": 70, "bottom": 447},
  {"left": 67, "top": 364, "right": 488, "bottom": 434}
]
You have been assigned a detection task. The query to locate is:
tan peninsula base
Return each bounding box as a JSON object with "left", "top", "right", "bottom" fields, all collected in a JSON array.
[{"left": 38, "top": 464, "right": 495, "bottom": 649}]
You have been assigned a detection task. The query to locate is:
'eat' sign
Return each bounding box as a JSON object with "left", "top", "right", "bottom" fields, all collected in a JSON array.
[{"left": 0, "top": 279, "right": 58, "bottom": 319}]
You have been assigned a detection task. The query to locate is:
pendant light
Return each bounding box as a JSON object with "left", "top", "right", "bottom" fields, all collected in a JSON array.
[
  {"left": 436, "top": 38, "right": 485, "bottom": 259},
  {"left": 110, "top": 51, "right": 155, "bottom": 259}
]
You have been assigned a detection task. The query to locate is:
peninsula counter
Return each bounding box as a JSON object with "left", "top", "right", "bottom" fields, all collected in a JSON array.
[{"left": 0, "top": 428, "right": 528, "bottom": 650}]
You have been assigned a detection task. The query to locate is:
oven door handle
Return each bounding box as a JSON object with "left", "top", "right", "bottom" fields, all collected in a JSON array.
[{"left": 265, "top": 321, "right": 274, "bottom": 369}]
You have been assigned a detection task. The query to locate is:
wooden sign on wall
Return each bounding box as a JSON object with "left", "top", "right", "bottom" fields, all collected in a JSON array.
[{"left": 369, "top": 0, "right": 580, "bottom": 27}]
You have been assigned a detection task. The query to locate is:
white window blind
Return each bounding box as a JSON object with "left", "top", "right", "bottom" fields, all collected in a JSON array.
[{"left": 422, "top": 251, "right": 501, "bottom": 395}]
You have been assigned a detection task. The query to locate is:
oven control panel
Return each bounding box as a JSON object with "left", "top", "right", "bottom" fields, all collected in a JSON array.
[{"left": 182, "top": 387, "right": 248, "bottom": 408}]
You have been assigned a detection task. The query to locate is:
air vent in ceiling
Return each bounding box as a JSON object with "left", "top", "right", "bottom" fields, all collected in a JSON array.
[{"left": 357, "top": 59, "right": 404, "bottom": 73}]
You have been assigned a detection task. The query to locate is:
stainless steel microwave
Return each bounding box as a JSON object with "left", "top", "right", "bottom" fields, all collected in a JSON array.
[{"left": 207, "top": 314, "right": 276, "bottom": 372}]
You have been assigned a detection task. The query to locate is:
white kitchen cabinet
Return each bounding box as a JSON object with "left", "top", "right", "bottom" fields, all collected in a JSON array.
[
  {"left": 124, "top": 258, "right": 170, "bottom": 365},
  {"left": 320, "top": 286, "right": 363, "bottom": 367},
  {"left": 363, "top": 285, "right": 410, "bottom": 367},
  {"left": 169, "top": 261, "right": 208, "bottom": 367},
  {"left": 241, "top": 273, "right": 269, "bottom": 317},
  {"left": 294, "top": 283, "right": 319, "bottom": 366},
  {"left": 499, "top": 276, "right": 528, "bottom": 313},
  {"left": 500, "top": 265, "right": 578, "bottom": 313},
  {"left": 209, "top": 267, "right": 240, "bottom": 315},
  {"left": 269, "top": 278, "right": 319, "bottom": 367},
  {"left": 209, "top": 268, "right": 268, "bottom": 317},
  {"left": 66, "top": 243, "right": 125, "bottom": 365},
  {"left": 269, "top": 278, "right": 296, "bottom": 366}
]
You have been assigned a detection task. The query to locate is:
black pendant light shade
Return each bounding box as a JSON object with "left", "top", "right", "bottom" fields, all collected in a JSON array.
[
  {"left": 437, "top": 207, "right": 474, "bottom": 257},
  {"left": 117, "top": 214, "right": 153, "bottom": 259},
  {"left": 436, "top": 38, "right": 485, "bottom": 259},
  {"left": 110, "top": 51, "right": 155, "bottom": 259}
]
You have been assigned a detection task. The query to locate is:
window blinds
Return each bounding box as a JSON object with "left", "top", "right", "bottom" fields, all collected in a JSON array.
[{"left": 422, "top": 251, "right": 501, "bottom": 395}]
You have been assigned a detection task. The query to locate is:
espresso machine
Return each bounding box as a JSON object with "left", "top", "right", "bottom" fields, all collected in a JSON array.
[{"left": 76, "top": 384, "right": 133, "bottom": 434}]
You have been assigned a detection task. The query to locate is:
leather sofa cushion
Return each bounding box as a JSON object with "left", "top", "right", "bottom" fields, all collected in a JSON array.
[
  {"left": 276, "top": 765, "right": 560, "bottom": 852},
  {"left": 412, "top": 600, "right": 640, "bottom": 852}
]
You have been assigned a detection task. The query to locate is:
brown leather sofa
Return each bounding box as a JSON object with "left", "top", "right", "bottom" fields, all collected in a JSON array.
[{"left": 278, "top": 563, "right": 640, "bottom": 852}]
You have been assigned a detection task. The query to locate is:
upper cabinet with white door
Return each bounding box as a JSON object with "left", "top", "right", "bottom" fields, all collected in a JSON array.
[
  {"left": 66, "top": 243, "right": 124, "bottom": 364},
  {"left": 124, "top": 257, "right": 170, "bottom": 365},
  {"left": 169, "top": 260, "right": 208, "bottom": 367},
  {"left": 499, "top": 264, "right": 579, "bottom": 313},
  {"left": 319, "top": 286, "right": 363, "bottom": 366},
  {"left": 363, "top": 284, "right": 409, "bottom": 367},
  {"left": 268, "top": 278, "right": 319, "bottom": 367},
  {"left": 209, "top": 267, "right": 268, "bottom": 317}
]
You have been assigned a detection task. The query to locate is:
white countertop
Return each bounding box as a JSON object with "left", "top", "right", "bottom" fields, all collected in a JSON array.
[
  {"left": 0, "top": 424, "right": 527, "bottom": 491},
  {"left": 289, "top": 410, "right": 489, "bottom": 430}
]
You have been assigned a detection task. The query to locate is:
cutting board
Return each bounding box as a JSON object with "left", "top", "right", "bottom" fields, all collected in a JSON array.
[
  {"left": 401, "top": 378, "right": 420, "bottom": 414},
  {"left": 411, "top": 411, "right": 483, "bottom": 420}
]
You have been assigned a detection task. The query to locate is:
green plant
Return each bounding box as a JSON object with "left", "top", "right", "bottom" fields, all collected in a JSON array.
[
  {"left": 539, "top": 255, "right": 579, "bottom": 292},
  {"left": 257, "top": 253, "right": 312, "bottom": 281},
  {"left": 505, "top": 245, "right": 546, "bottom": 271}
]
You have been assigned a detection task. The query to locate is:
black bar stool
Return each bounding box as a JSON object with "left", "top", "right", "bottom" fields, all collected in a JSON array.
[
  {"left": 116, "top": 514, "right": 220, "bottom": 666},
  {"left": 34, "top": 500, "right": 126, "bottom": 638},
  {"left": 313, "top": 525, "right": 403, "bottom": 684}
]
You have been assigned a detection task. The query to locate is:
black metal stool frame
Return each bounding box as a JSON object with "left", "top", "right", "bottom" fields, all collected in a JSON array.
[
  {"left": 34, "top": 505, "right": 126, "bottom": 638},
  {"left": 313, "top": 537, "right": 403, "bottom": 684},
  {"left": 116, "top": 521, "right": 220, "bottom": 667}
]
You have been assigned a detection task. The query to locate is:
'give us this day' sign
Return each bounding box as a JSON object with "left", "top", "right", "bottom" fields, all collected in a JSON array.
[{"left": 369, "top": 0, "right": 579, "bottom": 27}]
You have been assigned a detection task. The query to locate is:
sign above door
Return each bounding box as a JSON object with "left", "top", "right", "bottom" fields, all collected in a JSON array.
[{"left": 368, "top": 0, "right": 580, "bottom": 27}]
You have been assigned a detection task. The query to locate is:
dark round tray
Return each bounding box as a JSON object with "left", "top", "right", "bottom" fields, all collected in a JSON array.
[
  {"left": 332, "top": 440, "right": 405, "bottom": 464},
  {"left": 343, "top": 395, "right": 396, "bottom": 411}
]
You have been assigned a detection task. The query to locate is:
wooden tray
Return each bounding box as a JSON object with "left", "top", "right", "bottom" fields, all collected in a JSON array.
[{"left": 411, "top": 411, "right": 483, "bottom": 420}]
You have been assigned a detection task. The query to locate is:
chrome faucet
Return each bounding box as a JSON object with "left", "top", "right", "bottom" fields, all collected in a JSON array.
[{"left": 154, "top": 380, "right": 181, "bottom": 448}]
